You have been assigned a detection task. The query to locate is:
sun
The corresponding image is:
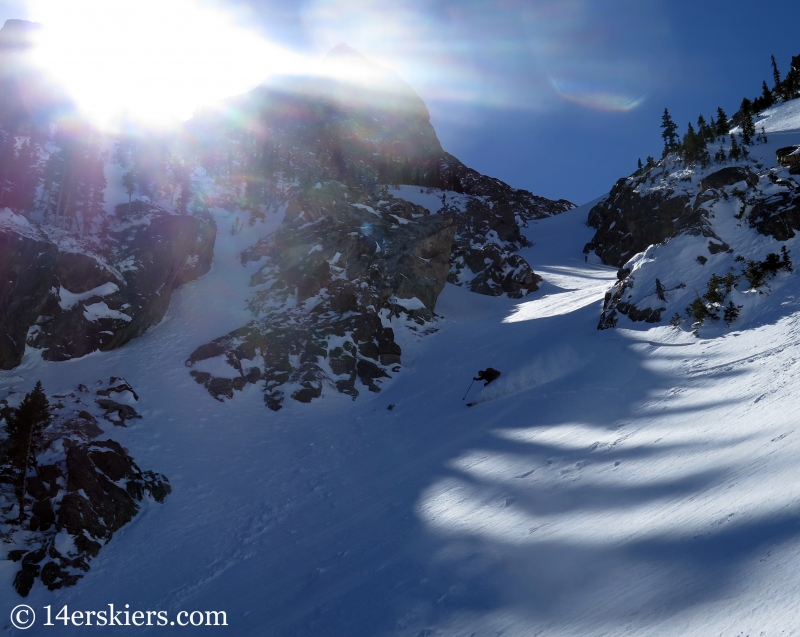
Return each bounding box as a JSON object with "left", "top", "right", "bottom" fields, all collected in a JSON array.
[{"left": 28, "top": 0, "right": 306, "bottom": 130}]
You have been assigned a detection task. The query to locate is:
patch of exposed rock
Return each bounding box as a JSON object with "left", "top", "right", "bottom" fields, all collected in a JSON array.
[
  {"left": 593, "top": 154, "right": 800, "bottom": 329},
  {"left": 776, "top": 145, "right": 800, "bottom": 172},
  {"left": 587, "top": 179, "right": 700, "bottom": 269},
  {"left": 584, "top": 166, "right": 761, "bottom": 268},
  {"left": 0, "top": 203, "right": 215, "bottom": 369},
  {"left": 187, "top": 182, "right": 454, "bottom": 409},
  {"left": 1, "top": 378, "right": 169, "bottom": 597},
  {"left": 747, "top": 175, "right": 800, "bottom": 241},
  {"left": 597, "top": 272, "right": 686, "bottom": 329}
]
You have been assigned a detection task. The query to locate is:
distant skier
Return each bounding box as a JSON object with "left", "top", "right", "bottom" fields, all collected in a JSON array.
[{"left": 474, "top": 368, "right": 501, "bottom": 386}]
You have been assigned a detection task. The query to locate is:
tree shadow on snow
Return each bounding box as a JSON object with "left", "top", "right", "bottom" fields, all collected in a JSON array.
[{"left": 256, "top": 299, "right": 798, "bottom": 637}]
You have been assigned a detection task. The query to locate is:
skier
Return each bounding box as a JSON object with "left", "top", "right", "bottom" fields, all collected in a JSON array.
[{"left": 473, "top": 367, "right": 501, "bottom": 386}]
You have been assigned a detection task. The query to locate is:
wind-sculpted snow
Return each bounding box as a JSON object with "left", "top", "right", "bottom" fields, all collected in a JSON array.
[{"left": 503, "top": 265, "right": 614, "bottom": 322}]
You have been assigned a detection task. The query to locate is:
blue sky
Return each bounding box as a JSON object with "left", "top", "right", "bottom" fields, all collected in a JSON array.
[{"left": 2, "top": 0, "right": 800, "bottom": 204}]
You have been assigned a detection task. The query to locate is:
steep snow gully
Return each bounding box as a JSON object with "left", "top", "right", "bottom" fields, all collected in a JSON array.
[{"left": 6, "top": 196, "right": 800, "bottom": 636}]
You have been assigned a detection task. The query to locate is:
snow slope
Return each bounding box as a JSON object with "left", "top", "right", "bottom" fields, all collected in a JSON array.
[{"left": 4, "top": 194, "right": 800, "bottom": 636}]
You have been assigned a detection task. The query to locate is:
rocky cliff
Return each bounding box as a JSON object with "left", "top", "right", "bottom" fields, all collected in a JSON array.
[
  {"left": 187, "top": 182, "right": 455, "bottom": 408},
  {"left": 587, "top": 108, "right": 800, "bottom": 333},
  {"left": 189, "top": 53, "right": 572, "bottom": 301},
  {"left": 0, "top": 23, "right": 570, "bottom": 380},
  {"left": 0, "top": 205, "right": 215, "bottom": 369},
  {"left": 1, "top": 378, "right": 169, "bottom": 597}
]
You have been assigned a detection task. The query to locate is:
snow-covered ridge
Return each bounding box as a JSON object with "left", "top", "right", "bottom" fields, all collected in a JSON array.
[{"left": 588, "top": 97, "right": 800, "bottom": 335}]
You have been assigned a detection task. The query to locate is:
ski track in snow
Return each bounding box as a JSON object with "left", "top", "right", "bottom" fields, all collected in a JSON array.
[{"left": 6, "top": 194, "right": 800, "bottom": 634}]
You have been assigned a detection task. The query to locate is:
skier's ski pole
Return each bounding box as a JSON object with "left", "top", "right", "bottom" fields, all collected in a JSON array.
[{"left": 462, "top": 379, "right": 475, "bottom": 401}]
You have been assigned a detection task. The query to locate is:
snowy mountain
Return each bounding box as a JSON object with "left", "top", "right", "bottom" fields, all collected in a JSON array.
[
  {"left": 4, "top": 15, "right": 800, "bottom": 637},
  {"left": 0, "top": 18, "right": 573, "bottom": 605}
]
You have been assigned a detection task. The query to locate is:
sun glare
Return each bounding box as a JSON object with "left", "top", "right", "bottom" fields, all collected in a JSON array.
[{"left": 28, "top": 0, "right": 308, "bottom": 129}]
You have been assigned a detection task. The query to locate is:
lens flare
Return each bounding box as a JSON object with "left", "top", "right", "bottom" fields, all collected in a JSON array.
[
  {"left": 303, "top": 0, "right": 668, "bottom": 114},
  {"left": 550, "top": 79, "right": 645, "bottom": 112}
]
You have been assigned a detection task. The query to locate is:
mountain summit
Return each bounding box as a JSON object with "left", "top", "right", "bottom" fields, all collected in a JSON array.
[{"left": 0, "top": 24, "right": 573, "bottom": 598}]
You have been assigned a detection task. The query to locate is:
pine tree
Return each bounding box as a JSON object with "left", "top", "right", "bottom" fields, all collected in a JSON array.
[
  {"left": 637, "top": 158, "right": 643, "bottom": 171},
  {"left": 716, "top": 107, "right": 729, "bottom": 137},
  {"left": 661, "top": 108, "right": 679, "bottom": 157},
  {"left": 122, "top": 170, "right": 136, "bottom": 209},
  {"left": 772, "top": 55, "right": 782, "bottom": 92},
  {"left": 784, "top": 55, "right": 800, "bottom": 100},
  {"left": 698, "top": 140, "right": 711, "bottom": 167},
  {"left": 682, "top": 122, "right": 708, "bottom": 165},
  {"left": 741, "top": 116, "right": 754, "bottom": 146},
  {"left": 703, "top": 274, "right": 725, "bottom": 305},
  {"left": 760, "top": 80, "right": 775, "bottom": 108},
  {"left": 740, "top": 98, "right": 756, "bottom": 145},
  {"left": 744, "top": 259, "right": 765, "bottom": 289},
  {"left": 729, "top": 134, "right": 742, "bottom": 161},
  {"left": 724, "top": 301, "right": 742, "bottom": 325},
  {"left": 781, "top": 245, "right": 793, "bottom": 272},
  {"left": 682, "top": 123, "right": 695, "bottom": 162},
  {"left": 697, "top": 115, "right": 712, "bottom": 140},
  {"left": 5, "top": 381, "right": 50, "bottom": 522}
]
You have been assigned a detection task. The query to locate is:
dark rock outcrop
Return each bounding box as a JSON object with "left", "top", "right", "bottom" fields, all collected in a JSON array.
[
  {"left": 748, "top": 183, "right": 800, "bottom": 240},
  {"left": 187, "top": 182, "right": 455, "bottom": 409},
  {"left": 1, "top": 379, "right": 169, "bottom": 597},
  {"left": 776, "top": 145, "right": 800, "bottom": 171},
  {"left": 590, "top": 148, "right": 800, "bottom": 329},
  {"left": 698, "top": 166, "right": 758, "bottom": 192},
  {"left": 191, "top": 51, "right": 570, "bottom": 301},
  {"left": 0, "top": 229, "right": 59, "bottom": 369},
  {"left": 0, "top": 205, "right": 215, "bottom": 369},
  {"left": 587, "top": 177, "right": 699, "bottom": 268},
  {"left": 598, "top": 276, "right": 667, "bottom": 329},
  {"left": 587, "top": 166, "right": 762, "bottom": 269},
  {"left": 440, "top": 174, "right": 552, "bottom": 297},
  {"left": 0, "top": 32, "right": 568, "bottom": 377}
]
